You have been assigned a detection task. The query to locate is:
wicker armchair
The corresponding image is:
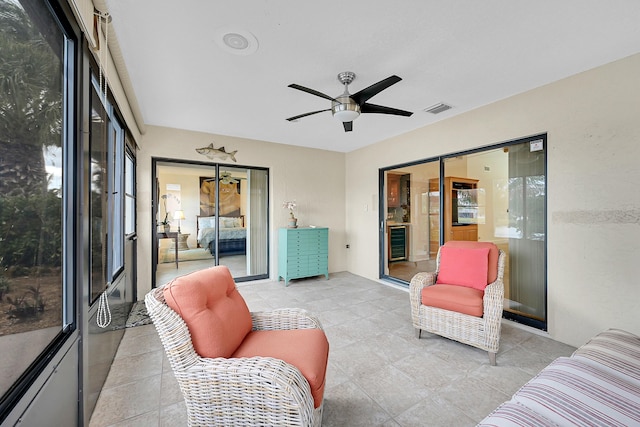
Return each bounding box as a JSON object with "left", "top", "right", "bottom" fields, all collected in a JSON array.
[
  {"left": 409, "top": 241, "right": 506, "bottom": 365},
  {"left": 145, "top": 267, "right": 327, "bottom": 426}
]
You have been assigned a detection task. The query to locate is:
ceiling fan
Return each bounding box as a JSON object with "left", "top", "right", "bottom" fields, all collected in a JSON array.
[
  {"left": 205, "top": 172, "right": 239, "bottom": 185},
  {"left": 286, "top": 71, "right": 413, "bottom": 132},
  {"left": 219, "top": 171, "right": 238, "bottom": 184}
]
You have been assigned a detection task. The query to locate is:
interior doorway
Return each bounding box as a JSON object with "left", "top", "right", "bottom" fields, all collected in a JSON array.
[{"left": 152, "top": 159, "right": 269, "bottom": 287}]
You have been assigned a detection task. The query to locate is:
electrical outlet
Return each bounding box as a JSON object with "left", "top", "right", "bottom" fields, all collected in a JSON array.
[{"left": 346, "top": 244, "right": 350, "bottom": 249}]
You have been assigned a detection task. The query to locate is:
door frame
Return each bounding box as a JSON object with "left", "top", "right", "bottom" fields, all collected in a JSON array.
[
  {"left": 379, "top": 134, "right": 548, "bottom": 330},
  {"left": 150, "top": 157, "right": 270, "bottom": 288}
]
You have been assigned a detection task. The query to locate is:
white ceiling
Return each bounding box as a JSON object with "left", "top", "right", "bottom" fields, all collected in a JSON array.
[{"left": 103, "top": 1, "right": 640, "bottom": 153}]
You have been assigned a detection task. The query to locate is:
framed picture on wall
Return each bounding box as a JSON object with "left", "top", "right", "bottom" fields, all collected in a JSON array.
[
  {"left": 199, "top": 177, "right": 216, "bottom": 216},
  {"left": 199, "top": 176, "right": 241, "bottom": 217}
]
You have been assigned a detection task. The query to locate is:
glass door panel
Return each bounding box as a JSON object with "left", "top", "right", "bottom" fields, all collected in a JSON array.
[
  {"left": 153, "top": 161, "right": 268, "bottom": 287},
  {"left": 382, "top": 161, "right": 439, "bottom": 282},
  {"left": 505, "top": 142, "right": 546, "bottom": 326},
  {"left": 442, "top": 140, "right": 546, "bottom": 329}
]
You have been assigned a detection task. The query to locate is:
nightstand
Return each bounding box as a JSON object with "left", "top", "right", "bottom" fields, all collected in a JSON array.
[{"left": 177, "top": 233, "right": 190, "bottom": 251}]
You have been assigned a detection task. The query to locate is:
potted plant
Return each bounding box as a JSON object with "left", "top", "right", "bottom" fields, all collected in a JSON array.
[
  {"left": 160, "top": 195, "right": 171, "bottom": 232},
  {"left": 283, "top": 201, "right": 297, "bottom": 228}
]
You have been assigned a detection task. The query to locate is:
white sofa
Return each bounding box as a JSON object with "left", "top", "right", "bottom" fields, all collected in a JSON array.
[{"left": 478, "top": 328, "right": 640, "bottom": 426}]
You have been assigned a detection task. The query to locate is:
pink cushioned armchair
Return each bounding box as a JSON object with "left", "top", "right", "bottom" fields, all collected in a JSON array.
[
  {"left": 145, "top": 266, "right": 329, "bottom": 426},
  {"left": 409, "top": 241, "right": 506, "bottom": 365}
]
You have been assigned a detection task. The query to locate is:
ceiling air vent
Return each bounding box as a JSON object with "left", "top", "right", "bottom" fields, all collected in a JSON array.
[{"left": 424, "top": 103, "right": 452, "bottom": 114}]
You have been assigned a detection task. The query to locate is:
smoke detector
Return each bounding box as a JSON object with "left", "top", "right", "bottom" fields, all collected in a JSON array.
[{"left": 214, "top": 27, "right": 258, "bottom": 56}]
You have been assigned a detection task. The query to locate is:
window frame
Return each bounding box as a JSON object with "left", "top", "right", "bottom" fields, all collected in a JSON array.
[
  {"left": 0, "top": 0, "right": 79, "bottom": 420},
  {"left": 88, "top": 76, "right": 126, "bottom": 304}
]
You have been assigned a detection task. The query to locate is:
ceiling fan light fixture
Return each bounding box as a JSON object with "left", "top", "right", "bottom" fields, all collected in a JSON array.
[
  {"left": 333, "top": 109, "right": 360, "bottom": 122},
  {"left": 332, "top": 98, "right": 361, "bottom": 122}
]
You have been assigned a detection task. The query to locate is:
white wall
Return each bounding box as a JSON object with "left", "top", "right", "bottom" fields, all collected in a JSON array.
[
  {"left": 346, "top": 53, "right": 640, "bottom": 347},
  {"left": 137, "top": 126, "right": 347, "bottom": 297}
]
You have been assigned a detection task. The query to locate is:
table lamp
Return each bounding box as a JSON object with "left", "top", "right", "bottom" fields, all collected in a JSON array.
[{"left": 173, "top": 210, "right": 185, "bottom": 233}]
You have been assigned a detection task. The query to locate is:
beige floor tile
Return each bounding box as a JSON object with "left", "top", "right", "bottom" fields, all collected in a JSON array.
[{"left": 90, "top": 272, "right": 577, "bottom": 426}]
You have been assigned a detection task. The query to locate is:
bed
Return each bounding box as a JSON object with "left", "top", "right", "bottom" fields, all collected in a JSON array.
[{"left": 196, "top": 215, "right": 246, "bottom": 256}]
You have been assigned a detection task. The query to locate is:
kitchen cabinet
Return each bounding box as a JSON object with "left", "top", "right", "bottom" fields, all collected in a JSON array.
[
  {"left": 452, "top": 224, "right": 478, "bottom": 241},
  {"left": 387, "top": 174, "right": 400, "bottom": 207},
  {"left": 429, "top": 177, "right": 479, "bottom": 248},
  {"left": 278, "top": 227, "right": 329, "bottom": 286}
]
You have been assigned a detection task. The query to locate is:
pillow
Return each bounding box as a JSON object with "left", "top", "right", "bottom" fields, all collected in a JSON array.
[
  {"left": 436, "top": 246, "right": 490, "bottom": 290},
  {"left": 221, "top": 217, "right": 236, "bottom": 228},
  {"left": 198, "top": 216, "right": 215, "bottom": 229},
  {"left": 443, "top": 241, "right": 500, "bottom": 283},
  {"left": 220, "top": 217, "right": 243, "bottom": 228},
  {"left": 163, "top": 265, "right": 253, "bottom": 358}
]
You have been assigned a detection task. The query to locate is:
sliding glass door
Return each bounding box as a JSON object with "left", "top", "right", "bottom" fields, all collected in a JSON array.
[
  {"left": 381, "top": 160, "right": 440, "bottom": 282},
  {"left": 152, "top": 159, "right": 269, "bottom": 287},
  {"left": 381, "top": 135, "right": 547, "bottom": 329}
]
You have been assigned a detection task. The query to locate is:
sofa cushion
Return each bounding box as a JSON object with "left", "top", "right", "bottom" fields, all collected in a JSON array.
[
  {"left": 232, "top": 329, "right": 330, "bottom": 409},
  {"left": 442, "top": 241, "right": 500, "bottom": 284},
  {"left": 421, "top": 284, "right": 484, "bottom": 317},
  {"left": 511, "top": 357, "right": 640, "bottom": 426},
  {"left": 478, "top": 401, "right": 558, "bottom": 427},
  {"left": 436, "top": 246, "right": 490, "bottom": 290},
  {"left": 163, "top": 265, "right": 252, "bottom": 358},
  {"left": 572, "top": 328, "right": 640, "bottom": 384}
]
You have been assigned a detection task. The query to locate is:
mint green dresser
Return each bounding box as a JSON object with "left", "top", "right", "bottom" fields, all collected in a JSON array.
[{"left": 278, "top": 227, "right": 329, "bottom": 286}]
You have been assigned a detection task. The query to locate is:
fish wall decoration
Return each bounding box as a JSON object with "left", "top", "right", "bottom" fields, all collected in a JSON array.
[{"left": 195, "top": 143, "right": 237, "bottom": 162}]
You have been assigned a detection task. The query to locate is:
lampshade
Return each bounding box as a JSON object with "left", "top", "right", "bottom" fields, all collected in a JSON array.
[
  {"left": 333, "top": 109, "right": 360, "bottom": 122},
  {"left": 332, "top": 98, "right": 361, "bottom": 122},
  {"left": 173, "top": 210, "right": 185, "bottom": 220}
]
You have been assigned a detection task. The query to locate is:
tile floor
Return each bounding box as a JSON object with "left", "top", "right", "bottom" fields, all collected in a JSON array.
[{"left": 89, "top": 272, "right": 576, "bottom": 427}]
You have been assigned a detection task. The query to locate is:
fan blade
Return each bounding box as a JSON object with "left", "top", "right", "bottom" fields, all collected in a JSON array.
[
  {"left": 343, "top": 121, "right": 353, "bottom": 132},
  {"left": 361, "top": 103, "right": 413, "bottom": 117},
  {"left": 286, "top": 109, "right": 331, "bottom": 122},
  {"left": 351, "top": 75, "right": 402, "bottom": 105},
  {"left": 288, "top": 84, "right": 336, "bottom": 101}
]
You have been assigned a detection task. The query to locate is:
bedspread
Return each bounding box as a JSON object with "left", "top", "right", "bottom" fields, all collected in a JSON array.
[{"left": 197, "top": 227, "right": 246, "bottom": 250}]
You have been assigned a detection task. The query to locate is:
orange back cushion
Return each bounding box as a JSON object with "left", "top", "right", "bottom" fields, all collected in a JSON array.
[
  {"left": 441, "top": 241, "right": 500, "bottom": 284},
  {"left": 436, "top": 246, "right": 490, "bottom": 290},
  {"left": 163, "top": 265, "right": 252, "bottom": 358}
]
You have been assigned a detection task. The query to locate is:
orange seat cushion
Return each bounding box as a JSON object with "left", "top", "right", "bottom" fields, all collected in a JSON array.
[
  {"left": 421, "top": 284, "right": 484, "bottom": 317},
  {"left": 163, "top": 266, "right": 253, "bottom": 358},
  {"left": 233, "top": 329, "right": 330, "bottom": 408},
  {"left": 442, "top": 241, "right": 499, "bottom": 284}
]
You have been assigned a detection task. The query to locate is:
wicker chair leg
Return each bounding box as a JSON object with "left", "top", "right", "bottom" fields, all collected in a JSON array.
[
  {"left": 415, "top": 328, "right": 422, "bottom": 339},
  {"left": 488, "top": 352, "right": 497, "bottom": 366}
]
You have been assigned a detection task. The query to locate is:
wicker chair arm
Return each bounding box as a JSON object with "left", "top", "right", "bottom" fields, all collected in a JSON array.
[
  {"left": 409, "top": 271, "right": 437, "bottom": 309},
  {"left": 251, "top": 308, "right": 324, "bottom": 331},
  {"left": 482, "top": 279, "right": 504, "bottom": 319},
  {"left": 482, "top": 249, "right": 506, "bottom": 322},
  {"left": 183, "top": 356, "right": 315, "bottom": 426}
]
